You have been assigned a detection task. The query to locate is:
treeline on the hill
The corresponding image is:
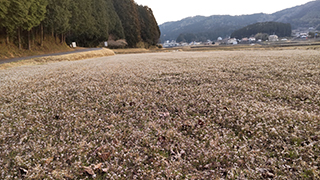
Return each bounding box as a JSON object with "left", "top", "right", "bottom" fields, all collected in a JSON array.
[
  {"left": 176, "top": 31, "right": 222, "bottom": 43},
  {"left": 176, "top": 33, "right": 196, "bottom": 43},
  {"left": 176, "top": 28, "right": 231, "bottom": 43},
  {"left": 0, "top": 0, "right": 160, "bottom": 49},
  {"left": 231, "top": 22, "right": 291, "bottom": 39}
]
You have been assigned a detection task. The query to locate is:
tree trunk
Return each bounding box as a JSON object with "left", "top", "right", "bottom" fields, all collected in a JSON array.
[
  {"left": 61, "top": 34, "right": 63, "bottom": 44},
  {"left": 32, "top": 29, "right": 35, "bottom": 47},
  {"left": 18, "top": 28, "right": 21, "bottom": 50},
  {"left": 40, "top": 23, "right": 44, "bottom": 47},
  {"left": 6, "top": 33, "right": 9, "bottom": 44},
  {"left": 28, "top": 30, "right": 31, "bottom": 50}
]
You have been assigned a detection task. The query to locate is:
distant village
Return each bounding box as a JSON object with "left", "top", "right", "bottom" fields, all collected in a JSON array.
[{"left": 162, "top": 27, "right": 319, "bottom": 48}]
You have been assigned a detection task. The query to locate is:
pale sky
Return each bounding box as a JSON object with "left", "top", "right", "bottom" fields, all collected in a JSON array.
[{"left": 135, "top": 0, "right": 315, "bottom": 25}]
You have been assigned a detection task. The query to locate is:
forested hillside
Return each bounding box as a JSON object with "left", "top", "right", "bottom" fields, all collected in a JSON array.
[
  {"left": 231, "top": 22, "right": 292, "bottom": 39},
  {"left": 0, "top": 0, "right": 160, "bottom": 49},
  {"left": 160, "top": 0, "right": 320, "bottom": 42}
]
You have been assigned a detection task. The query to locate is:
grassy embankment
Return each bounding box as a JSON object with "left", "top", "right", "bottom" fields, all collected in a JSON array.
[
  {"left": 0, "top": 36, "right": 73, "bottom": 60},
  {"left": 0, "top": 48, "right": 115, "bottom": 70},
  {"left": 0, "top": 35, "right": 116, "bottom": 70}
]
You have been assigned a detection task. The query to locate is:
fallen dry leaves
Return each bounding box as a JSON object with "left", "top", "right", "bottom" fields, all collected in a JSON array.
[{"left": 83, "top": 166, "right": 95, "bottom": 175}]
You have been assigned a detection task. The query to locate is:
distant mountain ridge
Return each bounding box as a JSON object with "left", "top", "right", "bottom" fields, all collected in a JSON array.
[{"left": 159, "top": 0, "right": 320, "bottom": 42}]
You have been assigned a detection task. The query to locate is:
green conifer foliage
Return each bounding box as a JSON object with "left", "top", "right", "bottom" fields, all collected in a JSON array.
[
  {"left": 24, "top": 0, "right": 47, "bottom": 31},
  {"left": 105, "top": 0, "right": 125, "bottom": 40},
  {"left": 2, "top": 0, "right": 28, "bottom": 34},
  {"left": 23, "top": 0, "right": 47, "bottom": 50},
  {"left": 91, "top": 0, "right": 109, "bottom": 45},
  {"left": 231, "top": 22, "right": 292, "bottom": 39},
  {"left": 0, "top": 0, "right": 10, "bottom": 38},
  {"left": 0, "top": 0, "right": 160, "bottom": 49},
  {"left": 45, "top": 0, "right": 71, "bottom": 36},
  {"left": 0, "top": 0, "right": 10, "bottom": 20},
  {"left": 68, "top": 0, "right": 97, "bottom": 46},
  {"left": 138, "top": 5, "right": 160, "bottom": 46},
  {"left": 112, "top": 0, "right": 141, "bottom": 47}
]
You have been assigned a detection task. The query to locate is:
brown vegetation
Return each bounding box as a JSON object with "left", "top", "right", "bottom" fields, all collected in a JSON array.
[
  {"left": 0, "top": 36, "right": 72, "bottom": 60},
  {"left": 107, "top": 39, "right": 128, "bottom": 49},
  {"left": 0, "top": 48, "right": 115, "bottom": 70},
  {"left": 0, "top": 50, "right": 319, "bottom": 179}
]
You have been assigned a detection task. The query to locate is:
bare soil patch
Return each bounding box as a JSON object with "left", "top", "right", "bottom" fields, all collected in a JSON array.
[{"left": 0, "top": 50, "right": 319, "bottom": 179}]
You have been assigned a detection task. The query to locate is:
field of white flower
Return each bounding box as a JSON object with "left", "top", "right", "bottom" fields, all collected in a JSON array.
[{"left": 0, "top": 50, "right": 319, "bottom": 179}]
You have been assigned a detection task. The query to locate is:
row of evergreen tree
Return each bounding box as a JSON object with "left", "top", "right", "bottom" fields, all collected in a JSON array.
[
  {"left": 0, "top": 0, "right": 160, "bottom": 49},
  {"left": 176, "top": 33, "right": 197, "bottom": 43},
  {"left": 231, "top": 22, "right": 292, "bottom": 39}
]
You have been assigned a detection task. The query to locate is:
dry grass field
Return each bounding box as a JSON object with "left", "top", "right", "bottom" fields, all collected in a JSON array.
[{"left": 0, "top": 49, "right": 319, "bottom": 179}]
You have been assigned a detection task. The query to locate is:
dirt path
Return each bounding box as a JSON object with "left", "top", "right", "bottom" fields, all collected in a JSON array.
[{"left": 0, "top": 48, "right": 102, "bottom": 65}]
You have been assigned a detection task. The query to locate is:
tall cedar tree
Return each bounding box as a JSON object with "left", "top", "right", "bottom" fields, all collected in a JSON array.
[
  {"left": 91, "top": 0, "right": 109, "bottom": 45},
  {"left": 138, "top": 5, "right": 160, "bottom": 46},
  {"left": 68, "top": 0, "right": 98, "bottom": 47},
  {"left": 2, "top": 0, "right": 29, "bottom": 47},
  {"left": 23, "top": 0, "right": 47, "bottom": 50},
  {"left": 67, "top": 0, "right": 125, "bottom": 46},
  {"left": 112, "top": 0, "right": 141, "bottom": 47},
  {"left": 148, "top": 6, "right": 161, "bottom": 45},
  {"left": 45, "top": 0, "right": 71, "bottom": 42},
  {"left": 105, "top": 0, "right": 125, "bottom": 40}
]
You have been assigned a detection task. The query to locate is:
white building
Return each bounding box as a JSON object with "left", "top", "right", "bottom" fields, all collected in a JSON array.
[
  {"left": 249, "top": 37, "right": 256, "bottom": 42},
  {"left": 227, "top": 38, "right": 238, "bottom": 45},
  {"left": 268, "top": 35, "right": 279, "bottom": 42},
  {"left": 163, "top": 40, "right": 179, "bottom": 48}
]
